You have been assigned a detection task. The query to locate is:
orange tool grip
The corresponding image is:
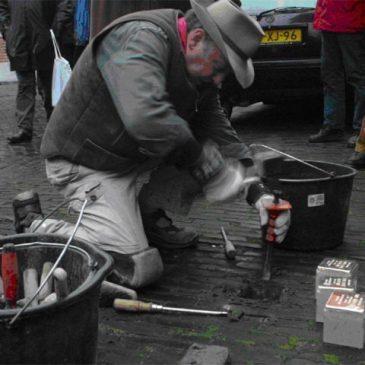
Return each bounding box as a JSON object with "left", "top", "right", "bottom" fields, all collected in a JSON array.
[
  {"left": 265, "top": 201, "right": 292, "bottom": 242},
  {"left": 1, "top": 243, "right": 19, "bottom": 308}
]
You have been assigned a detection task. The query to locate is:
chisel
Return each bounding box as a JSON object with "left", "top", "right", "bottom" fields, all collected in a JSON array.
[
  {"left": 220, "top": 226, "right": 237, "bottom": 259},
  {"left": 53, "top": 268, "right": 69, "bottom": 300},
  {"left": 262, "top": 199, "right": 292, "bottom": 281},
  {"left": 39, "top": 262, "right": 53, "bottom": 301},
  {"left": 23, "top": 268, "right": 39, "bottom": 307}
]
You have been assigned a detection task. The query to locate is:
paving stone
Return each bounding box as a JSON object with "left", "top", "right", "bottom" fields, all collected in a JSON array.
[{"left": 179, "top": 343, "right": 230, "bottom": 365}]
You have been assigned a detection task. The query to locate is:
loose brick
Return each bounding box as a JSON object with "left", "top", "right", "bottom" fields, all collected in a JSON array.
[{"left": 179, "top": 343, "right": 230, "bottom": 365}]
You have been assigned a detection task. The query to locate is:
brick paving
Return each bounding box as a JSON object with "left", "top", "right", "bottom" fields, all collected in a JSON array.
[
  {"left": 0, "top": 82, "right": 365, "bottom": 364},
  {"left": 0, "top": 36, "right": 8, "bottom": 63}
]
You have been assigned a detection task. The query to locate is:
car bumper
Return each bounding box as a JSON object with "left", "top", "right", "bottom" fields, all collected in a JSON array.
[
  {"left": 246, "top": 58, "right": 322, "bottom": 104},
  {"left": 253, "top": 58, "right": 320, "bottom": 69}
]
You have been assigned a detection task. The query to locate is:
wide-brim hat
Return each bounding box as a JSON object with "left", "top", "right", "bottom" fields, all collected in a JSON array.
[{"left": 190, "top": 0, "right": 264, "bottom": 88}]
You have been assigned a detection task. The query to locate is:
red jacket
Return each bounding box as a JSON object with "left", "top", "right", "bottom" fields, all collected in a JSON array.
[{"left": 314, "top": 0, "right": 365, "bottom": 32}]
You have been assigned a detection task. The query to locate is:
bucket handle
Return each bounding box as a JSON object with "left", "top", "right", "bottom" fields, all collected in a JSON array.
[
  {"left": 0, "top": 241, "right": 94, "bottom": 267},
  {"left": 250, "top": 144, "right": 336, "bottom": 178},
  {"left": 8, "top": 200, "right": 89, "bottom": 327}
]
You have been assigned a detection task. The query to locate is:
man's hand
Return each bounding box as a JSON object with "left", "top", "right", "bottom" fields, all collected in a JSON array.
[
  {"left": 203, "top": 161, "right": 249, "bottom": 203},
  {"left": 255, "top": 194, "right": 291, "bottom": 243},
  {"left": 190, "top": 143, "right": 258, "bottom": 203},
  {"left": 189, "top": 142, "right": 225, "bottom": 184}
]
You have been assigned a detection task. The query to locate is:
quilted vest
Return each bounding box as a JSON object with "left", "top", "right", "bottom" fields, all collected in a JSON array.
[{"left": 41, "top": 9, "right": 199, "bottom": 172}]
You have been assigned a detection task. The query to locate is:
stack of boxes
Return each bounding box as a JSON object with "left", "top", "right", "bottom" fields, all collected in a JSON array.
[{"left": 315, "top": 258, "right": 364, "bottom": 349}]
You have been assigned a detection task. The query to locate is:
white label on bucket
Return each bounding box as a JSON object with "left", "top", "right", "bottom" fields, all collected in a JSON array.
[{"left": 308, "top": 193, "right": 325, "bottom": 207}]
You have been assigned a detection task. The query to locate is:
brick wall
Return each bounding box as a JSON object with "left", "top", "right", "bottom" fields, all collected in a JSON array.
[{"left": 0, "top": 35, "right": 8, "bottom": 63}]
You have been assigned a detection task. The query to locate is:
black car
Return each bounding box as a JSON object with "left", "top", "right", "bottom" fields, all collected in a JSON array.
[
  {"left": 89, "top": 0, "right": 321, "bottom": 115},
  {"left": 221, "top": 0, "right": 322, "bottom": 116}
]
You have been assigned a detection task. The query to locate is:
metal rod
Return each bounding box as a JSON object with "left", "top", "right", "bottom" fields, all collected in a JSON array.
[
  {"left": 9, "top": 199, "right": 88, "bottom": 326},
  {"left": 31, "top": 198, "right": 79, "bottom": 233},
  {"left": 251, "top": 144, "right": 336, "bottom": 177},
  {"left": 262, "top": 244, "right": 272, "bottom": 281},
  {"left": 220, "top": 227, "right": 228, "bottom": 242},
  {"left": 158, "top": 305, "right": 228, "bottom": 316}
]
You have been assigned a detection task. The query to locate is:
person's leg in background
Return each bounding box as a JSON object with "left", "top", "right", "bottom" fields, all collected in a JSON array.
[
  {"left": 27, "top": 159, "right": 163, "bottom": 288},
  {"left": 73, "top": 44, "right": 87, "bottom": 66},
  {"left": 7, "top": 70, "right": 36, "bottom": 143},
  {"left": 340, "top": 32, "right": 365, "bottom": 148},
  {"left": 37, "top": 68, "right": 54, "bottom": 120},
  {"left": 309, "top": 31, "right": 346, "bottom": 143},
  {"left": 60, "top": 42, "right": 75, "bottom": 68},
  {"left": 347, "top": 117, "right": 365, "bottom": 168}
]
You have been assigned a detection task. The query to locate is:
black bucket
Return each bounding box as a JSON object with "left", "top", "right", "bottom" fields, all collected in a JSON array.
[
  {"left": 268, "top": 160, "right": 357, "bottom": 251},
  {"left": 0, "top": 233, "right": 113, "bottom": 364}
]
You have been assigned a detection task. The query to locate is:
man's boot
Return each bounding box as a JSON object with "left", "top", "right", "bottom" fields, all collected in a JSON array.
[
  {"left": 142, "top": 209, "right": 199, "bottom": 249},
  {"left": 346, "top": 152, "right": 365, "bottom": 169},
  {"left": 12, "top": 190, "right": 43, "bottom": 233},
  {"left": 107, "top": 247, "right": 164, "bottom": 288}
]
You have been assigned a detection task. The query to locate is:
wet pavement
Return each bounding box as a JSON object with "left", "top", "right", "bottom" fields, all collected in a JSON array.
[{"left": 0, "top": 81, "right": 364, "bottom": 365}]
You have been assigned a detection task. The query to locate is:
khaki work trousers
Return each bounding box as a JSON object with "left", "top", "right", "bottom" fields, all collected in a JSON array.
[{"left": 30, "top": 158, "right": 198, "bottom": 255}]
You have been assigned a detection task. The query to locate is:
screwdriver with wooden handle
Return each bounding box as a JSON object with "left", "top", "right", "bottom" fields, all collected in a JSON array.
[
  {"left": 113, "top": 299, "right": 228, "bottom": 316},
  {"left": 220, "top": 227, "right": 237, "bottom": 259}
]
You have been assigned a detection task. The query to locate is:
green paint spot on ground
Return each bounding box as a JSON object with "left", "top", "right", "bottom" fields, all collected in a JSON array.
[
  {"left": 324, "top": 353, "right": 340, "bottom": 364},
  {"left": 279, "top": 336, "right": 300, "bottom": 350},
  {"left": 175, "top": 325, "right": 220, "bottom": 340},
  {"left": 237, "top": 339, "right": 256, "bottom": 347},
  {"left": 99, "top": 324, "right": 125, "bottom": 336}
]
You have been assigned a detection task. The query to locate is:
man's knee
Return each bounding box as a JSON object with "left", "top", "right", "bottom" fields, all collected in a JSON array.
[{"left": 109, "top": 247, "right": 163, "bottom": 289}]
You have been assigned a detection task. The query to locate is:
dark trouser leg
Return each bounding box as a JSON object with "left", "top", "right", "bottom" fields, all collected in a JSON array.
[
  {"left": 15, "top": 70, "right": 36, "bottom": 134},
  {"left": 73, "top": 45, "right": 87, "bottom": 65},
  {"left": 138, "top": 166, "right": 200, "bottom": 249},
  {"left": 37, "top": 69, "right": 53, "bottom": 120},
  {"left": 339, "top": 32, "right": 365, "bottom": 132},
  {"left": 355, "top": 118, "right": 365, "bottom": 153},
  {"left": 321, "top": 32, "right": 346, "bottom": 130}
]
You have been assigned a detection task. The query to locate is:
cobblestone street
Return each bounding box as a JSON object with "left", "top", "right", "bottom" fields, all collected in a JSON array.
[{"left": 1, "top": 80, "right": 365, "bottom": 365}]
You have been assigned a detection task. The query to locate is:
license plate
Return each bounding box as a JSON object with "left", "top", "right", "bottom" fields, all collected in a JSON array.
[{"left": 261, "top": 28, "right": 302, "bottom": 44}]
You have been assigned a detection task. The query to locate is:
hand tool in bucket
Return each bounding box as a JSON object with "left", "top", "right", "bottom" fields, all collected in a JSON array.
[
  {"left": 1, "top": 243, "right": 19, "bottom": 309},
  {"left": 5, "top": 199, "right": 89, "bottom": 326}
]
